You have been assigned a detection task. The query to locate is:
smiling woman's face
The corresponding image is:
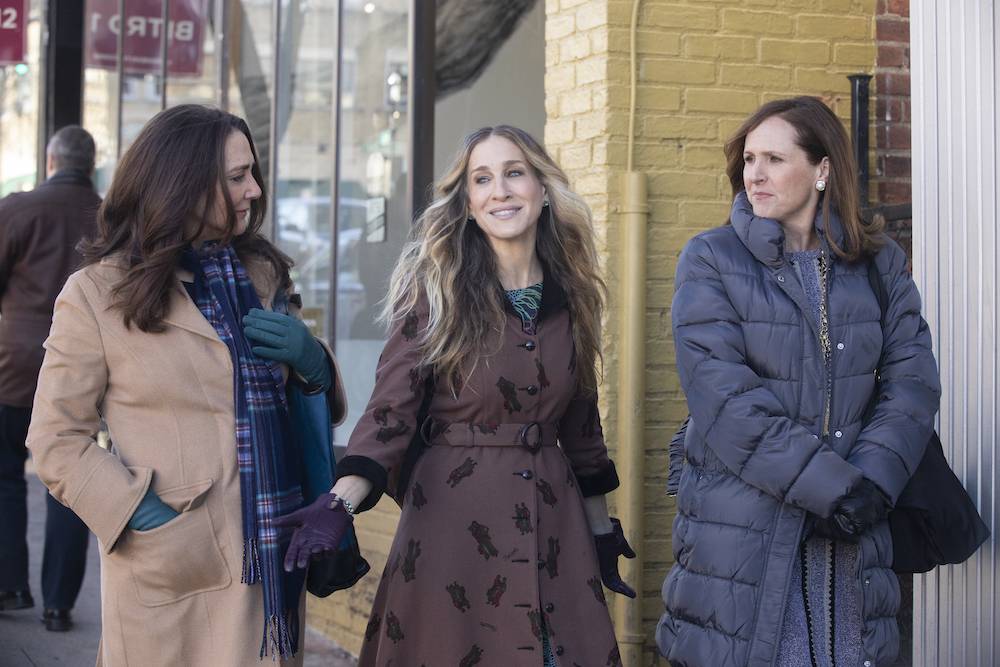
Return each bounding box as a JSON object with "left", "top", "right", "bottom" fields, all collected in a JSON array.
[{"left": 466, "top": 135, "right": 545, "bottom": 248}]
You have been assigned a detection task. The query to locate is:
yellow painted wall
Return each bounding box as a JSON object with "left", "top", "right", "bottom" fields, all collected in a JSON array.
[
  {"left": 544, "top": 1, "right": 876, "bottom": 664},
  {"left": 312, "top": 1, "right": 878, "bottom": 662}
]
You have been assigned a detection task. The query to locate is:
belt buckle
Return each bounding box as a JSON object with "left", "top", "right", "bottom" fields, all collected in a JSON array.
[{"left": 518, "top": 422, "right": 542, "bottom": 454}]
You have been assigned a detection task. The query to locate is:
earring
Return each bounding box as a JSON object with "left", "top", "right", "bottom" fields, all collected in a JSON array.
[
  {"left": 467, "top": 215, "right": 475, "bottom": 223},
  {"left": 542, "top": 197, "right": 550, "bottom": 207},
  {"left": 815, "top": 179, "right": 827, "bottom": 192}
]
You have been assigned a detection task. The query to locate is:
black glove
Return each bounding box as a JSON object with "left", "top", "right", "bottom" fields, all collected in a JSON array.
[
  {"left": 812, "top": 478, "right": 889, "bottom": 542},
  {"left": 594, "top": 517, "right": 637, "bottom": 598}
]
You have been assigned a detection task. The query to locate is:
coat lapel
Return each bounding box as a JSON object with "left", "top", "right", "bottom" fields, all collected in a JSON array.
[
  {"left": 162, "top": 274, "right": 226, "bottom": 343},
  {"left": 100, "top": 251, "right": 279, "bottom": 344}
]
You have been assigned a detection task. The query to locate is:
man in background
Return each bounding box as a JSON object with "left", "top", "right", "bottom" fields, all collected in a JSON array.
[{"left": 0, "top": 126, "right": 100, "bottom": 632}]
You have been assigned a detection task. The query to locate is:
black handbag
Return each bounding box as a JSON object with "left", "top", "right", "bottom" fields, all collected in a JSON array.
[
  {"left": 866, "top": 261, "right": 990, "bottom": 574},
  {"left": 287, "top": 383, "right": 370, "bottom": 596}
]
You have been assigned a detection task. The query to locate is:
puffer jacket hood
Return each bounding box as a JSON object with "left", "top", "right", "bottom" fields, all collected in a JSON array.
[{"left": 657, "top": 193, "right": 940, "bottom": 667}]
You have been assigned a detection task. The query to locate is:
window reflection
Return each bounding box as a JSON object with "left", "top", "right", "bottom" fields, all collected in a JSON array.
[
  {"left": 228, "top": 0, "right": 273, "bottom": 183},
  {"left": 83, "top": 0, "right": 218, "bottom": 190},
  {"left": 334, "top": 0, "right": 412, "bottom": 445},
  {"left": 273, "top": 0, "right": 336, "bottom": 342},
  {"left": 74, "top": 0, "right": 427, "bottom": 450},
  {"left": 166, "top": 0, "right": 219, "bottom": 108},
  {"left": 0, "top": 0, "right": 42, "bottom": 194},
  {"left": 81, "top": 0, "right": 117, "bottom": 192},
  {"left": 82, "top": 65, "right": 119, "bottom": 194}
]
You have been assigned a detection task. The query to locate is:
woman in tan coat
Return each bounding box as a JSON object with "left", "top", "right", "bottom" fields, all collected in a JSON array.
[
  {"left": 26, "top": 105, "right": 348, "bottom": 665},
  {"left": 282, "top": 125, "right": 637, "bottom": 666}
]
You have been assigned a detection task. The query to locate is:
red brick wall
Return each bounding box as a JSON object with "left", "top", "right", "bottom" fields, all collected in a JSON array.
[{"left": 874, "top": 0, "right": 911, "bottom": 254}]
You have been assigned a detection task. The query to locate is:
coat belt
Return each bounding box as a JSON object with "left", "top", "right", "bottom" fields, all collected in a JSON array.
[{"left": 423, "top": 419, "right": 558, "bottom": 453}]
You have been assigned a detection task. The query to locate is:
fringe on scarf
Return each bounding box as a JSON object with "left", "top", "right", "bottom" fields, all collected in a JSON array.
[
  {"left": 242, "top": 537, "right": 262, "bottom": 585},
  {"left": 260, "top": 610, "right": 300, "bottom": 660}
]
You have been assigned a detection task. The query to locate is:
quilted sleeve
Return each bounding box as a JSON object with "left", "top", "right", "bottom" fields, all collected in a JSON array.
[
  {"left": 849, "top": 240, "right": 941, "bottom": 503},
  {"left": 672, "top": 235, "right": 862, "bottom": 517}
]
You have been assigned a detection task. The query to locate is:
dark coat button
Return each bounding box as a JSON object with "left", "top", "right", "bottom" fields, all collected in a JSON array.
[
  {"left": 526, "top": 384, "right": 538, "bottom": 395},
  {"left": 519, "top": 470, "right": 534, "bottom": 480},
  {"left": 544, "top": 602, "right": 555, "bottom": 613},
  {"left": 555, "top": 646, "right": 564, "bottom": 656},
  {"left": 524, "top": 340, "right": 536, "bottom": 351}
]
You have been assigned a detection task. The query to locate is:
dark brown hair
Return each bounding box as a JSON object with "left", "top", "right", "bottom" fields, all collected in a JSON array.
[
  {"left": 723, "top": 96, "right": 882, "bottom": 262},
  {"left": 82, "top": 105, "right": 290, "bottom": 331}
]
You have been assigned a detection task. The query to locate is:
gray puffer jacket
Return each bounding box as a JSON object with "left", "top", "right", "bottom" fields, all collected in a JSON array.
[{"left": 656, "top": 193, "right": 940, "bottom": 667}]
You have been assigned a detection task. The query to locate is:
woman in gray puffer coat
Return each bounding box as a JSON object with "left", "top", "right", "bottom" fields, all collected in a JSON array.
[{"left": 656, "top": 97, "right": 940, "bottom": 667}]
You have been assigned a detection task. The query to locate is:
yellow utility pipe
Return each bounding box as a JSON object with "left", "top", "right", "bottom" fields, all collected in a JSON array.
[
  {"left": 615, "top": 1, "right": 648, "bottom": 665},
  {"left": 616, "top": 171, "right": 648, "bottom": 665}
]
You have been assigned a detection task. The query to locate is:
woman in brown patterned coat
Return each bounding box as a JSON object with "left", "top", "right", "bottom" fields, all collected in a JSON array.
[{"left": 299, "top": 126, "right": 634, "bottom": 665}]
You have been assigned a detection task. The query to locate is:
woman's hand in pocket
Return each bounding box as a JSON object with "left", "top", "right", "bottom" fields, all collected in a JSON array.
[{"left": 128, "top": 488, "right": 180, "bottom": 531}]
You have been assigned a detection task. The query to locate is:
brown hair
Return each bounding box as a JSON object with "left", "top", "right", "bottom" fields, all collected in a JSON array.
[
  {"left": 82, "top": 105, "right": 290, "bottom": 331},
  {"left": 723, "top": 96, "right": 882, "bottom": 262},
  {"left": 384, "top": 125, "right": 606, "bottom": 393}
]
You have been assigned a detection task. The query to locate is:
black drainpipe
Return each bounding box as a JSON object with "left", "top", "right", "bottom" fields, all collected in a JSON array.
[
  {"left": 848, "top": 73, "right": 912, "bottom": 225},
  {"left": 848, "top": 73, "right": 873, "bottom": 207}
]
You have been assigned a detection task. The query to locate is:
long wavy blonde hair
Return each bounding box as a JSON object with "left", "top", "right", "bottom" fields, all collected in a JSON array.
[{"left": 382, "top": 125, "right": 606, "bottom": 393}]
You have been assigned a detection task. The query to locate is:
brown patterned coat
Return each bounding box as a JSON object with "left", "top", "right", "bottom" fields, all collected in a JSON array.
[{"left": 338, "top": 276, "right": 622, "bottom": 666}]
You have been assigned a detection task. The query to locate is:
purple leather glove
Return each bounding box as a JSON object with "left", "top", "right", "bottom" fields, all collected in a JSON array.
[
  {"left": 594, "top": 517, "right": 637, "bottom": 598},
  {"left": 273, "top": 493, "right": 354, "bottom": 572}
]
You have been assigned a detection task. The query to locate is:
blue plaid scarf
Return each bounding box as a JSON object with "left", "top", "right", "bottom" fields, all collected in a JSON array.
[{"left": 182, "top": 243, "right": 305, "bottom": 659}]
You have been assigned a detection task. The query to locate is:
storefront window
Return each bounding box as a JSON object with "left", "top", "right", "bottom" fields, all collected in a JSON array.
[
  {"left": 71, "top": 1, "right": 435, "bottom": 451},
  {"left": 273, "top": 0, "right": 336, "bottom": 341},
  {"left": 165, "top": 0, "right": 218, "bottom": 108},
  {"left": 82, "top": 64, "right": 119, "bottom": 193},
  {"left": 333, "top": 0, "right": 412, "bottom": 444},
  {"left": 83, "top": 0, "right": 222, "bottom": 190},
  {"left": 229, "top": 0, "right": 273, "bottom": 187},
  {"left": 0, "top": 0, "right": 43, "bottom": 194},
  {"left": 83, "top": 0, "right": 171, "bottom": 189}
]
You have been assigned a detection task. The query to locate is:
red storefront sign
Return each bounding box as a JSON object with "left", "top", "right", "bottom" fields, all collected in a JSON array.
[
  {"left": 0, "top": 0, "right": 27, "bottom": 66},
  {"left": 85, "top": 0, "right": 208, "bottom": 77}
]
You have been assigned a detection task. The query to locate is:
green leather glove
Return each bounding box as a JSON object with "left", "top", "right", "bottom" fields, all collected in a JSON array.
[
  {"left": 128, "top": 488, "right": 179, "bottom": 531},
  {"left": 242, "top": 308, "right": 332, "bottom": 391}
]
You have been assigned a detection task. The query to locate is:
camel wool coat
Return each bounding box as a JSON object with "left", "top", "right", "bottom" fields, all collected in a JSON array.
[
  {"left": 336, "top": 275, "right": 623, "bottom": 666},
  {"left": 26, "top": 254, "right": 346, "bottom": 667}
]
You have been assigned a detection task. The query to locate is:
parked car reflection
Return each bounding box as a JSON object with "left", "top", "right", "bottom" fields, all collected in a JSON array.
[{"left": 275, "top": 195, "right": 366, "bottom": 340}]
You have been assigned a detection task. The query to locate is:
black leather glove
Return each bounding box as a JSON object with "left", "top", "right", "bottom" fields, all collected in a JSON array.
[
  {"left": 594, "top": 517, "right": 637, "bottom": 598},
  {"left": 812, "top": 478, "right": 889, "bottom": 542}
]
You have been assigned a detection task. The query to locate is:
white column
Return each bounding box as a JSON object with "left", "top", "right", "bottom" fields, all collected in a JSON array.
[{"left": 911, "top": 2, "right": 998, "bottom": 666}]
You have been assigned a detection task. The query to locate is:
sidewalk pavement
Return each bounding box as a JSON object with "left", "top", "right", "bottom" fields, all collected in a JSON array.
[{"left": 0, "top": 473, "right": 356, "bottom": 667}]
